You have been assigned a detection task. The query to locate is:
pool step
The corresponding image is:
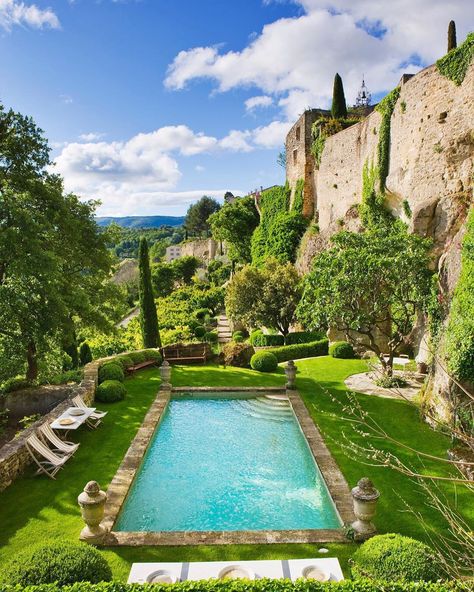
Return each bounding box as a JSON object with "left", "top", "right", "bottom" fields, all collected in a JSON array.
[{"left": 235, "top": 397, "right": 293, "bottom": 422}]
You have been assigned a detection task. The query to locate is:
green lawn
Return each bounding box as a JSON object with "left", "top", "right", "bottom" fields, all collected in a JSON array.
[{"left": 0, "top": 358, "right": 471, "bottom": 581}]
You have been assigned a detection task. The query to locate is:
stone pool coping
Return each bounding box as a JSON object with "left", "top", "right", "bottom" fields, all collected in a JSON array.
[{"left": 101, "top": 386, "right": 354, "bottom": 546}]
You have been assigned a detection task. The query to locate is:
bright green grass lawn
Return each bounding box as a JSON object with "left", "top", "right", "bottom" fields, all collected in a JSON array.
[{"left": 0, "top": 359, "right": 471, "bottom": 581}]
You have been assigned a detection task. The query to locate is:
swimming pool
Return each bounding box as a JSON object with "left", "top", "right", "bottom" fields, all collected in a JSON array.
[{"left": 115, "top": 395, "right": 342, "bottom": 532}]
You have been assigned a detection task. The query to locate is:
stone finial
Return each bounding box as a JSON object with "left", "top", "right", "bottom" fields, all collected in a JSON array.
[
  {"left": 160, "top": 360, "right": 172, "bottom": 388},
  {"left": 351, "top": 478, "right": 380, "bottom": 541},
  {"left": 78, "top": 481, "right": 107, "bottom": 544},
  {"left": 285, "top": 360, "right": 297, "bottom": 389}
]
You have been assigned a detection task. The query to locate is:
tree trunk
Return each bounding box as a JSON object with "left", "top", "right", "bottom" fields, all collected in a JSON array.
[
  {"left": 26, "top": 340, "right": 38, "bottom": 382},
  {"left": 380, "top": 352, "right": 393, "bottom": 377}
]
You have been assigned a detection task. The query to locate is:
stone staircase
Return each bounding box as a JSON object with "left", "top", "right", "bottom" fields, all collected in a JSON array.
[
  {"left": 235, "top": 395, "right": 293, "bottom": 422},
  {"left": 217, "top": 314, "right": 232, "bottom": 344}
]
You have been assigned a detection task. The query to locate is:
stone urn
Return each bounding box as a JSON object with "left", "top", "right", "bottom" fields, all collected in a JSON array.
[
  {"left": 160, "top": 360, "right": 172, "bottom": 388},
  {"left": 77, "top": 481, "right": 107, "bottom": 544},
  {"left": 351, "top": 478, "right": 380, "bottom": 541},
  {"left": 285, "top": 360, "right": 297, "bottom": 389}
]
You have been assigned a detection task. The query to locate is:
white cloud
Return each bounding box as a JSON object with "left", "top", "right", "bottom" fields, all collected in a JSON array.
[
  {"left": 79, "top": 132, "right": 106, "bottom": 142},
  {"left": 60, "top": 94, "right": 73, "bottom": 104},
  {"left": 245, "top": 95, "right": 273, "bottom": 111},
  {"left": 165, "top": 1, "right": 474, "bottom": 116},
  {"left": 0, "top": 0, "right": 60, "bottom": 30},
  {"left": 219, "top": 129, "right": 253, "bottom": 152},
  {"left": 194, "top": 165, "right": 205, "bottom": 173}
]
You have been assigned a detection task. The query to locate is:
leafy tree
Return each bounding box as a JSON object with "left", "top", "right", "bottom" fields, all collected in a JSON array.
[
  {"left": 209, "top": 196, "right": 259, "bottom": 263},
  {"left": 448, "top": 20, "right": 457, "bottom": 52},
  {"left": 197, "top": 286, "right": 225, "bottom": 316},
  {"left": 331, "top": 73, "right": 347, "bottom": 119},
  {"left": 277, "top": 147, "right": 286, "bottom": 169},
  {"left": 151, "top": 262, "right": 175, "bottom": 298},
  {"left": 297, "top": 224, "right": 432, "bottom": 375},
  {"left": 226, "top": 259, "right": 302, "bottom": 336},
  {"left": 265, "top": 211, "right": 307, "bottom": 263},
  {"left": 138, "top": 237, "right": 161, "bottom": 348},
  {"left": 207, "top": 259, "right": 232, "bottom": 286},
  {"left": 172, "top": 255, "right": 200, "bottom": 285},
  {"left": 184, "top": 196, "right": 221, "bottom": 237}
]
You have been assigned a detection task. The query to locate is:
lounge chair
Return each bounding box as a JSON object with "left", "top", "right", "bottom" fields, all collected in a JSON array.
[
  {"left": 39, "top": 423, "right": 80, "bottom": 456},
  {"left": 72, "top": 395, "right": 107, "bottom": 429},
  {"left": 26, "top": 433, "right": 69, "bottom": 479}
]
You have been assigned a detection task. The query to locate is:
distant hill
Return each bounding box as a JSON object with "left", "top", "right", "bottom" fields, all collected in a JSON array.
[{"left": 96, "top": 215, "right": 185, "bottom": 228}]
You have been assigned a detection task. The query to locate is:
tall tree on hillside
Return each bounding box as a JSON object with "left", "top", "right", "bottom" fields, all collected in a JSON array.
[
  {"left": 448, "top": 20, "right": 457, "bottom": 51},
  {"left": 331, "top": 73, "right": 347, "bottom": 119},
  {"left": 138, "top": 237, "right": 161, "bottom": 348},
  {"left": 184, "top": 196, "right": 221, "bottom": 237}
]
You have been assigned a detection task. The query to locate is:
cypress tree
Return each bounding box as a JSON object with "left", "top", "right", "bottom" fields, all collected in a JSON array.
[
  {"left": 138, "top": 237, "right": 161, "bottom": 348},
  {"left": 448, "top": 20, "right": 457, "bottom": 52},
  {"left": 331, "top": 73, "right": 347, "bottom": 119}
]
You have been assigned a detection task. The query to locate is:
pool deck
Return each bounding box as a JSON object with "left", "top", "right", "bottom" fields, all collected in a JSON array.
[{"left": 101, "top": 385, "right": 354, "bottom": 546}]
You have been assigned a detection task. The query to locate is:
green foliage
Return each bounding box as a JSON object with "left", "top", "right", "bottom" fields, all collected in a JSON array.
[
  {"left": 250, "top": 333, "right": 285, "bottom": 347},
  {"left": 250, "top": 351, "right": 278, "bottom": 372},
  {"left": 351, "top": 533, "right": 443, "bottom": 582},
  {"left": 151, "top": 262, "right": 175, "bottom": 298},
  {"left": 138, "top": 237, "right": 161, "bottom": 348},
  {"left": 185, "top": 196, "right": 221, "bottom": 237},
  {"left": 375, "top": 86, "right": 400, "bottom": 192},
  {"left": 194, "top": 325, "right": 206, "bottom": 338},
  {"left": 209, "top": 196, "right": 259, "bottom": 263},
  {"left": 95, "top": 379, "right": 127, "bottom": 403},
  {"left": 195, "top": 307, "right": 211, "bottom": 320},
  {"left": 448, "top": 20, "right": 457, "bottom": 52},
  {"left": 331, "top": 73, "right": 348, "bottom": 118},
  {"left": 160, "top": 326, "right": 195, "bottom": 346},
  {"left": 292, "top": 178, "right": 305, "bottom": 214},
  {"left": 128, "top": 351, "right": 146, "bottom": 363},
  {"left": 374, "top": 375, "right": 408, "bottom": 388},
  {"left": 98, "top": 362, "right": 124, "bottom": 384},
  {"left": 226, "top": 259, "right": 302, "bottom": 337},
  {"left": 203, "top": 331, "right": 218, "bottom": 344},
  {"left": 402, "top": 200, "right": 412, "bottom": 218},
  {"left": 79, "top": 342, "right": 93, "bottom": 366},
  {"left": 265, "top": 211, "right": 308, "bottom": 264},
  {"left": 298, "top": 224, "right": 432, "bottom": 364},
  {"left": 359, "top": 160, "right": 390, "bottom": 227},
  {"left": 445, "top": 208, "right": 474, "bottom": 382},
  {"left": 48, "top": 369, "right": 83, "bottom": 385},
  {"left": 437, "top": 32, "right": 474, "bottom": 85},
  {"left": 0, "top": 541, "right": 112, "bottom": 585},
  {"left": 0, "top": 377, "right": 34, "bottom": 394},
  {"left": 105, "top": 226, "right": 179, "bottom": 260},
  {"left": 310, "top": 118, "right": 360, "bottom": 167},
  {"left": 115, "top": 354, "right": 134, "bottom": 370},
  {"left": 268, "top": 338, "right": 329, "bottom": 363},
  {"left": 285, "top": 331, "right": 324, "bottom": 345},
  {"left": 141, "top": 349, "right": 162, "bottom": 363},
  {"left": 86, "top": 331, "right": 128, "bottom": 359},
  {"left": 207, "top": 259, "right": 232, "bottom": 286},
  {"left": 232, "top": 331, "right": 246, "bottom": 343},
  {"left": 221, "top": 342, "right": 255, "bottom": 367},
  {"left": 329, "top": 341, "right": 355, "bottom": 359},
  {"left": 172, "top": 256, "right": 200, "bottom": 285}
]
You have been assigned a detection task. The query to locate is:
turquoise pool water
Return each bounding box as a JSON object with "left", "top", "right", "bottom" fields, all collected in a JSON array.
[{"left": 115, "top": 396, "right": 341, "bottom": 532}]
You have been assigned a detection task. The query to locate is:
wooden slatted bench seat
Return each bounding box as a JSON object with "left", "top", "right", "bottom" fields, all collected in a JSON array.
[
  {"left": 163, "top": 343, "right": 209, "bottom": 364},
  {"left": 126, "top": 360, "right": 159, "bottom": 374}
]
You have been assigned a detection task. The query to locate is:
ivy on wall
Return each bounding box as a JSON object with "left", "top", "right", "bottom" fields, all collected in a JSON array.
[
  {"left": 291, "top": 178, "right": 305, "bottom": 214},
  {"left": 437, "top": 32, "right": 474, "bottom": 86},
  {"left": 375, "top": 86, "right": 400, "bottom": 192},
  {"left": 251, "top": 184, "right": 307, "bottom": 266},
  {"left": 310, "top": 118, "right": 360, "bottom": 167},
  {"left": 445, "top": 207, "right": 474, "bottom": 383}
]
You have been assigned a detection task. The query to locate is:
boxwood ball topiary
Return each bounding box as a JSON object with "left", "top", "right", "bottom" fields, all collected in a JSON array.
[
  {"left": 194, "top": 325, "right": 206, "bottom": 338},
  {"left": 115, "top": 355, "right": 134, "bottom": 370},
  {"left": 351, "top": 533, "right": 443, "bottom": 582},
  {"left": 98, "top": 362, "right": 124, "bottom": 383},
  {"left": 329, "top": 341, "right": 355, "bottom": 359},
  {"left": 142, "top": 349, "right": 162, "bottom": 364},
  {"left": 95, "top": 379, "right": 126, "bottom": 403},
  {"left": 0, "top": 541, "right": 112, "bottom": 585},
  {"left": 251, "top": 351, "right": 278, "bottom": 372}
]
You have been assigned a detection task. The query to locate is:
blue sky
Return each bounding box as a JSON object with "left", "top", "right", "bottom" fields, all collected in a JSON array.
[{"left": 1, "top": 0, "right": 473, "bottom": 216}]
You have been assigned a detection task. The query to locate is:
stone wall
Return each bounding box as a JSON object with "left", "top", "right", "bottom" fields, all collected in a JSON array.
[
  {"left": 4, "top": 385, "right": 75, "bottom": 421},
  {"left": 0, "top": 361, "right": 101, "bottom": 492},
  {"left": 180, "top": 238, "right": 227, "bottom": 265}
]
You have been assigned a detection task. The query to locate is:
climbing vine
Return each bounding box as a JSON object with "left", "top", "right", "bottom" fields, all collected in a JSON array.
[
  {"left": 310, "top": 117, "right": 359, "bottom": 167},
  {"left": 359, "top": 160, "right": 392, "bottom": 227},
  {"left": 437, "top": 32, "right": 474, "bottom": 86},
  {"left": 375, "top": 86, "right": 400, "bottom": 192},
  {"left": 291, "top": 178, "right": 305, "bottom": 214}
]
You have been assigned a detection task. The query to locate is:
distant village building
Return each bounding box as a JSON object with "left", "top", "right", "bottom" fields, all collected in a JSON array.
[{"left": 165, "top": 245, "right": 182, "bottom": 262}]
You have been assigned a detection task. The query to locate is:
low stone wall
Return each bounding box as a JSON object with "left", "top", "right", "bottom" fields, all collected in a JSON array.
[
  {"left": 0, "top": 360, "right": 100, "bottom": 492},
  {"left": 4, "top": 385, "right": 75, "bottom": 421}
]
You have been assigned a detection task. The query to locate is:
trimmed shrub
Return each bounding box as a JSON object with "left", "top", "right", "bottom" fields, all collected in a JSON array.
[
  {"left": 204, "top": 331, "right": 218, "bottom": 344},
  {"left": 194, "top": 325, "right": 206, "bottom": 338},
  {"left": 250, "top": 351, "right": 278, "bottom": 373},
  {"left": 95, "top": 380, "right": 126, "bottom": 403},
  {"left": 194, "top": 308, "right": 210, "bottom": 320},
  {"left": 285, "top": 331, "right": 324, "bottom": 345},
  {"left": 222, "top": 342, "right": 255, "bottom": 368},
  {"left": 98, "top": 362, "right": 124, "bottom": 384},
  {"left": 0, "top": 541, "right": 112, "bottom": 585},
  {"left": 251, "top": 333, "right": 285, "bottom": 347},
  {"left": 269, "top": 338, "right": 329, "bottom": 363},
  {"left": 142, "top": 349, "right": 162, "bottom": 364},
  {"left": 0, "top": 378, "right": 35, "bottom": 395},
  {"left": 115, "top": 355, "right": 134, "bottom": 370},
  {"left": 232, "top": 331, "right": 245, "bottom": 343},
  {"left": 329, "top": 341, "right": 355, "bottom": 359},
  {"left": 128, "top": 351, "right": 147, "bottom": 364},
  {"left": 49, "top": 370, "right": 83, "bottom": 385},
  {"left": 79, "top": 342, "right": 93, "bottom": 366},
  {"left": 351, "top": 533, "right": 443, "bottom": 582}
]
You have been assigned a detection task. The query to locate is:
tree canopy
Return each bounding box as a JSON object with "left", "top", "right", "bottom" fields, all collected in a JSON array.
[
  {"left": 184, "top": 196, "right": 221, "bottom": 237},
  {"left": 297, "top": 223, "right": 432, "bottom": 373}
]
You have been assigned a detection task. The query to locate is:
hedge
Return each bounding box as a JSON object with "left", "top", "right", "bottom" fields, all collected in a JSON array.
[
  {"left": 0, "top": 578, "right": 468, "bottom": 592},
  {"left": 267, "top": 338, "right": 329, "bottom": 362},
  {"left": 285, "top": 331, "right": 325, "bottom": 345},
  {"left": 250, "top": 333, "right": 285, "bottom": 347}
]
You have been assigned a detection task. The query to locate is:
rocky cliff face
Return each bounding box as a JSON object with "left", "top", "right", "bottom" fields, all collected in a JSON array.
[{"left": 295, "top": 59, "right": 473, "bottom": 421}]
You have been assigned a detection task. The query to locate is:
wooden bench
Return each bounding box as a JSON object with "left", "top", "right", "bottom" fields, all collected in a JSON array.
[
  {"left": 126, "top": 360, "right": 159, "bottom": 374},
  {"left": 163, "top": 343, "right": 208, "bottom": 364}
]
